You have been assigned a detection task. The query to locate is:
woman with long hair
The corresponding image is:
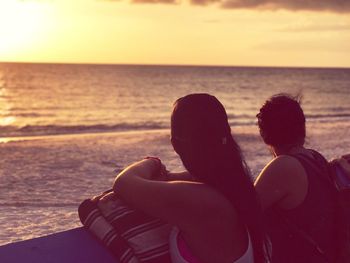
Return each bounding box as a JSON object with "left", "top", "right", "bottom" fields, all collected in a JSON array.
[{"left": 103, "top": 93, "right": 268, "bottom": 263}]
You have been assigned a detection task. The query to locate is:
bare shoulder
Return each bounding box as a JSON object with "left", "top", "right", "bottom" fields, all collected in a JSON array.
[
  {"left": 257, "top": 155, "right": 306, "bottom": 182},
  {"left": 130, "top": 179, "right": 236, "bottom": 230},
  {"left": 255, "top": 155, "right": 308, "bottom": 210},
  {"left": 268, "top": 154, "right": 303, "bottom": 169}
]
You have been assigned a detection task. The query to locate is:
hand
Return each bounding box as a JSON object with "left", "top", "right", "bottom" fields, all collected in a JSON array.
[
  {"left": 92, "top": 192, "right": 106, "bottom": 202},
  {"left": 339, "top": 157, "right": 350, "bottom": 174},
  {"left": 91, "top": 189, "right": 113, "bottom": 202},
  {"left": 342, "top": 154, "right": 350, "bottom": 162},
  {"left": 99, "top": 192, "right": 117, "bottom": 203},
  {"left": 113, "top": 158, "right": 166, "bottom": 192},
  {"left": 331, "top": 157, "right": 350, "bottom": 174},
  {"left": 125, "top": 158, "right": 166, "bottom": 180}
]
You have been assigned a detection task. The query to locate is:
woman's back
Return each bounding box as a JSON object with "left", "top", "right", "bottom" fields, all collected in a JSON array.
[
  {"left": 169, "top": 225, "right": 254, "bottom": 263},
  {"left": 264, "top": 150, "right": 337, "bottom": 262},
  {"left": 167, "top": 183, "right": 252, "bottom": 263}
]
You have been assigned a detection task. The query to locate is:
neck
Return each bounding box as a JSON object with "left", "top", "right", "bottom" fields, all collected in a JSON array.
[{"left": 272, "top": 145, "right": 305, "bottom": 157}]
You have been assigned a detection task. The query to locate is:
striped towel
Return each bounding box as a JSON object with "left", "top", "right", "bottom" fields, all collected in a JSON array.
[{"left": 78, "top": 193, "right": 172, "bottom": 263}]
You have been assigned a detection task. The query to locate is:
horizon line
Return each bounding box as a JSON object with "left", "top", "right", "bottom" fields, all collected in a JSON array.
[{"left": 1, "top": 60, "right": 349, "bottom": 70}]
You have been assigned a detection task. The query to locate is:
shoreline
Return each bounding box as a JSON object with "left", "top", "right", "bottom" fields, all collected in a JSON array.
[
  {"left": 0, "top": 128, "right": 171, "bottom": 143},
  {"left": 0, "top": 124, "right": 262, "bottom": 144}
]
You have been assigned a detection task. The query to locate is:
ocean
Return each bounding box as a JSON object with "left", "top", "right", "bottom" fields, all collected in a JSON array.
[{"left": 0, "top": 62, "right": 349, "bottom": 245}]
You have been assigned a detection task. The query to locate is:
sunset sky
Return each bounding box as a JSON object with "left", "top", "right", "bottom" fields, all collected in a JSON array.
[{"left": 0, "top": 0, "right": 349, "bottom": 67}]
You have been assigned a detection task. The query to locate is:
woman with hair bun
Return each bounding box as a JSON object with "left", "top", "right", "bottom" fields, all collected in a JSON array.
[{"left": 104, "top": 94, "right": 269, "bottom": 263}]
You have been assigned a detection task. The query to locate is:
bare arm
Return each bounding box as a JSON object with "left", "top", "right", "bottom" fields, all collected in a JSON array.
[
  {"left": 254, "top": 155, "right": 307, "bottom": 211},
  {"left": 166, "top": 171, "right": 194, "bottom": 181},
  {"left": 112, "top": 159, "right": 227, "bottom": 231}
]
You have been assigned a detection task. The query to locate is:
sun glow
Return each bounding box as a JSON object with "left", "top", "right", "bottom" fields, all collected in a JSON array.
[
  {"left": 0, "top": 1, "right": 53, "bottom": 60},
  {"left": 0, "top": 0, "right": 349, "bottom": 67}
]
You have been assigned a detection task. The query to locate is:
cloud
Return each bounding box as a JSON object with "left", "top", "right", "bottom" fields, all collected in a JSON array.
[
  {"left": 256, "top": 38, "right": 350, "bottom": 52},
  {"left": 131, "top": 0, "right": 177, "bottom": 3},
  {"left": 278, "top": 23, "right": 350, "bottom": 32},
  {"left": 219, "top": 0, "right": 350, "bottom": 12},
  {"left": 102, "top": 0, "right": 178, "bottom": 3},
  {"left": 100, "top": 0, "right": 350, "bottom": 12}
]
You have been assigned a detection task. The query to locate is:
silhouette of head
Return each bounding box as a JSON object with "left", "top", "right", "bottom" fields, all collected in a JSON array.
[
  {"left": 257, "top": 94, "right": 305, "bottom": 149},
  {"left": 170, "top": 93, "right": 232, "bottom": 178}
]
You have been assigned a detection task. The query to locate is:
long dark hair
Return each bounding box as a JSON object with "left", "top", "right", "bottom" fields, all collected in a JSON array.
[{"left": 171, "top": 93, "right": 268, "bottom": 263}]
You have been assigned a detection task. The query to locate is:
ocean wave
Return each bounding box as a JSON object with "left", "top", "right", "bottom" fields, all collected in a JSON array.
[
  {"left": 0, "top": 112, "right": 55, "bottom": 118},
  {"left": 230, "top": 112, "right": 350, "bottom": 123},
  {"left": 1, "top": 112, "right": 350, "bottom": 138},
  {"left": 0, "top": 202, "right": 78, "bottom": 208},
  {"left": 0, "top": 123, "right": 167, "bottom": 137},
  {"left": 0, "top": 121, "right": 259, "bottom": 137},
  {"left": 227, "top": 113, "right": 253, "bottom": 119},
  {"left": 306, "top": 113, "right": 350, "bottom": 120}
]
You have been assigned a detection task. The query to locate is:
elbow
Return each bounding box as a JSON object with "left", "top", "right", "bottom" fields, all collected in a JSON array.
[
  {"left": 112, "top": 175, "right": 124, "bottom": 194},
  {"left": 112, "top": 172, "right": 136, "bottom": 195}
]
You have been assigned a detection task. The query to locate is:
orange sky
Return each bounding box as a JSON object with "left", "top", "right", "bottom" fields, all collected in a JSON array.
[{"left": 0, "top": 0, "right": 349, "bottom": 67}]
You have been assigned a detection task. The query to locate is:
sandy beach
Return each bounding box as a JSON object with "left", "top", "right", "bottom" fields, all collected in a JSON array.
[
  {"left": 1, "top": 120, "right": 349, "bottom": 246},
  {"left": 0, "top": 130, "right": 171, "bottom": 245}
]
